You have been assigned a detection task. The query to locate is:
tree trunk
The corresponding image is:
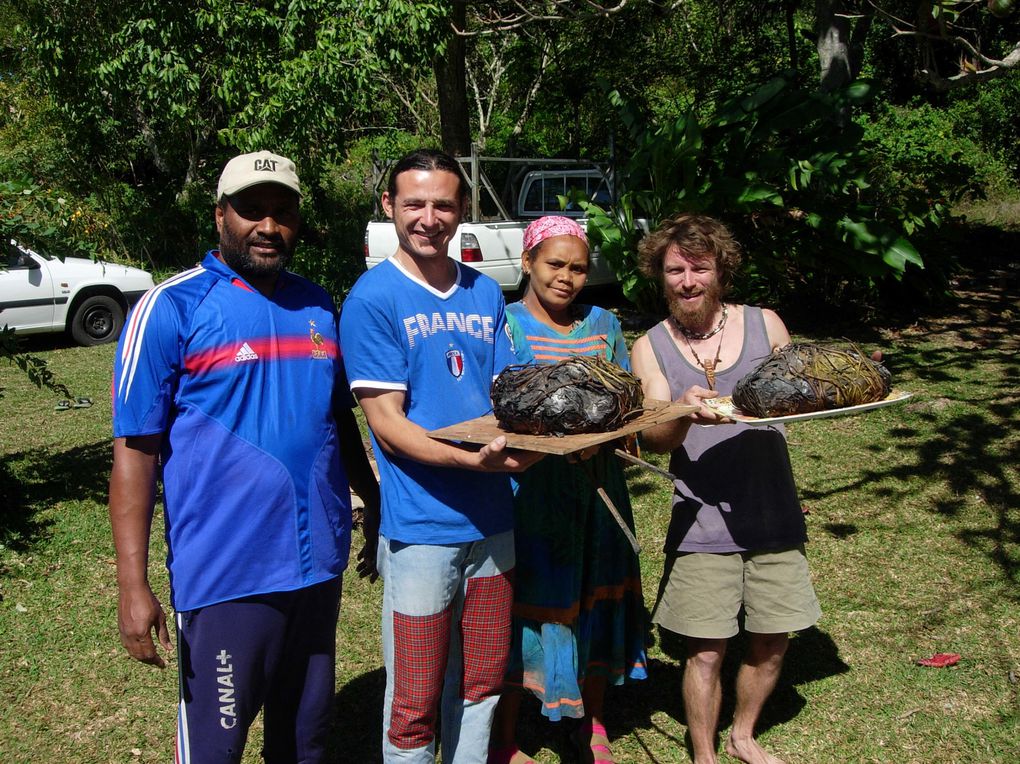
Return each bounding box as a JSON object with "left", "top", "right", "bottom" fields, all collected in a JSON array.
[
  {"left": 816, "top": 0, "right": 852, "bottom": 91},
  {"left": 434, "top": 2, "right": 471, "bottom": 156},
  {"left": 786, "top": 0, "right": 799, "bottom": 73}
]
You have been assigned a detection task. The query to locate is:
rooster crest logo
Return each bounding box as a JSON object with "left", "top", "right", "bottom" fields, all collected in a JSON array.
[{"left": 309, "top": 320, "right": 327, "bottom": 359}]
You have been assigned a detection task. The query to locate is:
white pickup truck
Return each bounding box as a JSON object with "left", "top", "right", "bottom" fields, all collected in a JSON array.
[
  {"left": 364, "top": 161, "right": 620, "bottom": 292},
  {"left": 1, "top": 239, "right": 154, "bottom": 345}
]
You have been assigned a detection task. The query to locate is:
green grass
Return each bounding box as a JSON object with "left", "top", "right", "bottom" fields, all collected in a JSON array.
[{"left": 2, "top": 255, "right": 1019, "bottom": 762}]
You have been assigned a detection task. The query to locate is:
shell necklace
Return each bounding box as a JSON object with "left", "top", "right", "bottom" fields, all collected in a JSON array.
[
  {"left": 675, "top": 305, "right": 728, "bottom": 390},
  {"left": 675, "top": 303, "right": 728, "bottom": 340}
]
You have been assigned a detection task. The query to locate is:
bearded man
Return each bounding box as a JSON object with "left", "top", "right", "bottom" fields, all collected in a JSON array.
[
  {"left": 631, "top": 213, "right": 820, "bottom": 764},
  {"left": 109, "top": 151, "right": 380, "bottom": 762}
]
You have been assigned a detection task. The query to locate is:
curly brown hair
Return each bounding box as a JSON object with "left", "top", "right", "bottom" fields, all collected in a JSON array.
[{"left": 637, "top": 213, "right": 742, "bottom": 291}]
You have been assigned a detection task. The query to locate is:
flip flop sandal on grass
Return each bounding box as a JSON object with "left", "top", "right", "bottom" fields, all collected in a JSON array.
[
  {"left": 917, "top": 652, "right": 961, "bottom": 667},
  {"left": 73, "top": 397, "right": 93, "bottom": 409},
  {"left": 54, "top": 400, "right": 72, "bottom": 412}
]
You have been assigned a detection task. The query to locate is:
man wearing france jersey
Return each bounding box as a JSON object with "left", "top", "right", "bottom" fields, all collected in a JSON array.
[
  {"left": 339, "top": 148, "right": 545, "bottom": 764},
  {"left": 108, "top": 151, "right": 380, "bottom": 764}
]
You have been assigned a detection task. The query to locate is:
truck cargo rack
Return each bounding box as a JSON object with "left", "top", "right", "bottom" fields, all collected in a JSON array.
[{"left": 370, "top": 144, "right": 614, "bottom": 223}]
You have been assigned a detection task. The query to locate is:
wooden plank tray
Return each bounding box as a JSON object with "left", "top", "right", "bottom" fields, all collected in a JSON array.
[{"left": 427, "top": 399, "right": 697, "bottom": 455}]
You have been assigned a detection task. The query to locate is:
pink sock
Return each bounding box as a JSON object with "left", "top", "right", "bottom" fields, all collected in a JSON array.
[{"left": 582, "top": 721, "right": 613, "bottom": 763}]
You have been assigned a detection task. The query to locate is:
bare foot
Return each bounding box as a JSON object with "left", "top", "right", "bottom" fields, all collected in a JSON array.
[{"left": 725, "top": 735, "right": 785, "bottom": 764}]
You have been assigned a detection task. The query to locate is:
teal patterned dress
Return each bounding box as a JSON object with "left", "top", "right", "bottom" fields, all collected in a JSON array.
[{"left": 503, "top": 302, "right": 647, "bottom": 721}]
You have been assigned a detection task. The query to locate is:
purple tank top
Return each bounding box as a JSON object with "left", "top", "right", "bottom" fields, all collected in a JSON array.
[{"left": 647, "top": 306, "right": 806, "bottom": 553}]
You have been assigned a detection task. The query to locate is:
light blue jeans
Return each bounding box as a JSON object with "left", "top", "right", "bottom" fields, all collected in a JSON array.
[{"left": 378, "top": 531, "right": 515, "bottom": 763}]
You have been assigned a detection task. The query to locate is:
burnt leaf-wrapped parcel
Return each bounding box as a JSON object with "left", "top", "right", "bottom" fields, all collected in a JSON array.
[
  {"left": 491, "top": 355, "right": 645, "bottom": 436},
  {"left": 732, "top": 343, "right": 891, "bottom": 418}
]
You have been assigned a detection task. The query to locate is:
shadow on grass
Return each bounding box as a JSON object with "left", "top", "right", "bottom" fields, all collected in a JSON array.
[
  {"left": 6, "top": 333, "right": 82, "bottom": 353},
  {"left": 328, "top": 667, "right": 385, "bottom": 760},
  {"left": 655, "top": 627, "right": 846, "bottom": 737},
  {"left": 897, "top": 401, "right": 1019, "bottom": 589},
  {"left": 503, "top": 625, "right": 848, "bottom": 762},
  {"left": 0, "top": 441, "right": 112, "bottom": 551},
  {"left": 798, "top": 252, "right": 1020, "bottom": 593},
  {"left": 0, "top": 459, "right": 41, "bottom": 551},
  {"left": 803, "top": 393, "right": 1020, "bottom": 594},
  {"left": 327, "top": 666, "right": 587, "bottom": 762}
]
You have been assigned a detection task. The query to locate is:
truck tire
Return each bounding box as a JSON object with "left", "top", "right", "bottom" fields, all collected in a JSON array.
[{"left": 69, "top": 295, "right": 125, "bottom": 346}]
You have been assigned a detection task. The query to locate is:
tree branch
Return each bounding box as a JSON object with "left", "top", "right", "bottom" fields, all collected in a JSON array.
[
  {"left": 452, "top": 0, "right": 648, "bottom": 36},
  {"left": 922, "top": 41, "right": 1020, "bottom": 90},
  {"left": 510, "top": 37, "right": 552, "bottom": 139},
  {"left": 866, "top": 0, "right": 1020, "bottom": 90}
]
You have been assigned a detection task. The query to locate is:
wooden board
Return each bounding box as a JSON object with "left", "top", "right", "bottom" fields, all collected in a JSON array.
[
  {"left": 427, "top": 399, "right": 697, "bottom": 455},
  {"left": 703, "top": 389, "right": 913, "bottom": 426}
]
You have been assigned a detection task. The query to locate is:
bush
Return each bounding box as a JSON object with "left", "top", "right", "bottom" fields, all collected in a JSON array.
[
  {"left": 857, "top": 95, "right": 1020, "bottom": 308},
  {"left": 859, "top": 101, "right": 1007, "bottom": 223},
  {"left": 946, "top": 78, "right": 1020, "bottom": 187}
]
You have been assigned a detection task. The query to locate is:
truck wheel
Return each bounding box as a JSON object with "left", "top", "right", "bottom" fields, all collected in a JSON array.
[{"left": 69, "top": 295, "right": 124, "bottom": 346}]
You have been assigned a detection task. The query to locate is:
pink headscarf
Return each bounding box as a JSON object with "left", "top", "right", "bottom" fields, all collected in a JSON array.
[{"left": 522, "top": 215, "right": 588, "bottom": 252}]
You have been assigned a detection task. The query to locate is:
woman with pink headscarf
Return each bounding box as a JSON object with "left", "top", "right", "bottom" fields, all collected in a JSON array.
[{"left": 488, "top": 216, "right": 647, "bottom": 764}]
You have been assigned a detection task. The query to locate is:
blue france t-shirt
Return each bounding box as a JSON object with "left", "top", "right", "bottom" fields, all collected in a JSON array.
[
  {"left": 113, "top": 252, "right": 352, "bottom": 611},
  {"left": 340, "top": 257, "right": 516, "bottom": 544}
]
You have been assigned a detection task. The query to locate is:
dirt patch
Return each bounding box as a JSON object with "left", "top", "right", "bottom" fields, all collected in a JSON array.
[{"left": 906, "top": 251, "right": 1020, "bottom": 354}]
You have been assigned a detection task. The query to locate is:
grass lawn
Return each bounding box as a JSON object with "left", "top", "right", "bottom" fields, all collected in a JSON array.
[{"left": 2, "top": 256, "right": 1018, "bottom": 763}]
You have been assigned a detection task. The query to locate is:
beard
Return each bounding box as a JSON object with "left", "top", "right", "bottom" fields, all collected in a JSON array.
[
  {"left": 218, "top": 226, "right": 293, "bottom": 282},
  {"left": 668, "top": 279, "right": 723, "bottom": 332}
]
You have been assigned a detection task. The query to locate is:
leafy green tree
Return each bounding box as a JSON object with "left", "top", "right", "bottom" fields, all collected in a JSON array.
[
  {"left": 17, "top": 0, "right": 447, "bottom": 280},
  {"left": 6, "top": 0, "right": 1016, "bottom": 318},
  {"left": 581, "top": 75, "right": 936, "bottom": 314},
  {"left": 816, "top": 1, "right": 1019, "bottom": 91},
  {"left": 0, "top": 179, "right": 85, "bottom": 401}
]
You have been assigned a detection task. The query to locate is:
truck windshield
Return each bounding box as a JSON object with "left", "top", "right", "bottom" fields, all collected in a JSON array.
[{"left": 519, "top": 171, "right": 610, "bottom": 218}]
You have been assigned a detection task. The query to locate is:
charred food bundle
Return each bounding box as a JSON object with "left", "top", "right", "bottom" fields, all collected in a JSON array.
[
  {"left": 732, "top": 343, "right": 891, "bottom": 418},
  {"left": 491, "top": 355, "right": 645, "bottom": 436}
]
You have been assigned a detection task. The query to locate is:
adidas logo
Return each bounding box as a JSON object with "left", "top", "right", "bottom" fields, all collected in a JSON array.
[{"left": 234, "top": 342, "right": 259, "bottom": 362}]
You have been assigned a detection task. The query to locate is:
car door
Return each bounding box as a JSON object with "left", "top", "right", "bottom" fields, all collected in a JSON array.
[{"left": 0, "top": 242, "right": 56, "bottom": 332}]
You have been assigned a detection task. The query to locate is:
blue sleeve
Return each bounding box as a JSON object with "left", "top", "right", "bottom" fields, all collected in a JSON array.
[
  {"left": 112, "top": 290, "right": 184, "bottom": 437},
  {"left": 493, "top": 296, "right": 517, "bottom": 374},
  {"left": 504, "top": 309, "right": 533, "bottom": 364},
  {"left": 339, "top": 291, "right": 408, "bottom": 391}
]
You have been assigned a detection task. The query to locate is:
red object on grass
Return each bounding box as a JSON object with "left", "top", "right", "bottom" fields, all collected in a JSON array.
[{"left": 917, "top": 652, "right": 961, "bottom": 667}]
